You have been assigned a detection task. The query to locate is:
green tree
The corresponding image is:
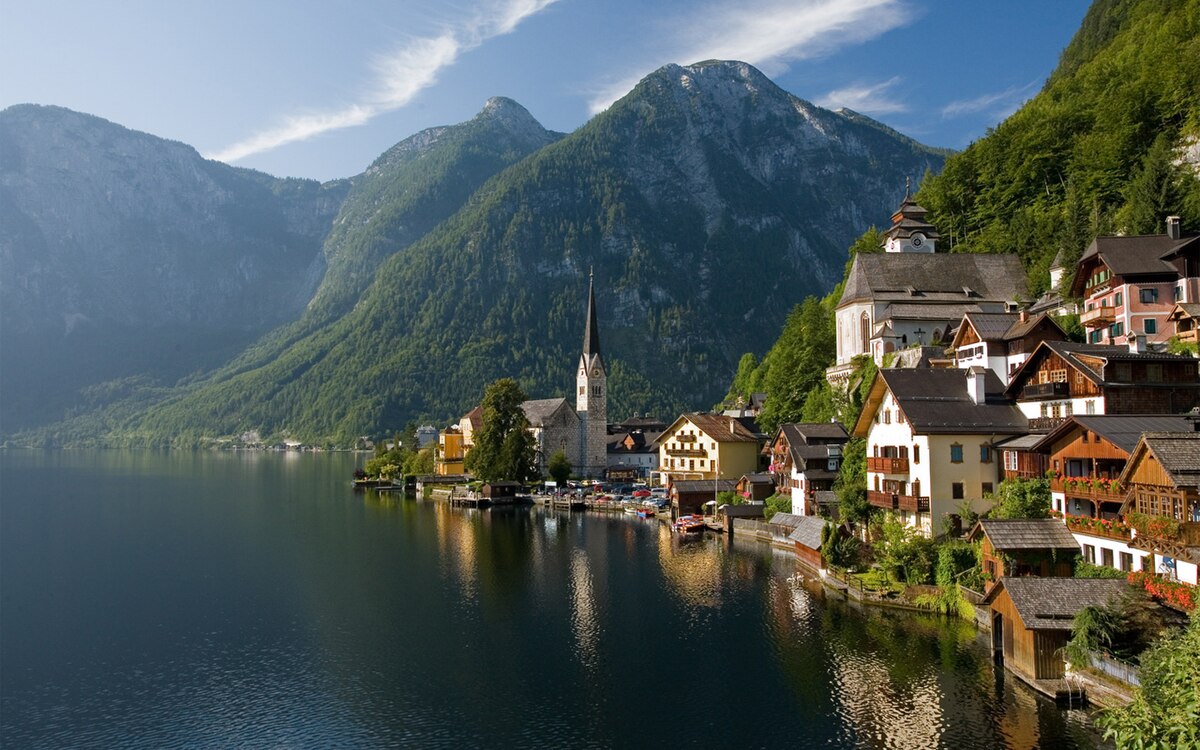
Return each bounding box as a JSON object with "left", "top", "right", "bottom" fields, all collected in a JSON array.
[
  {"left": 547, "top": 449, "right": 572, "bottom": 486},
  {"left": 987, "top": 477, "right": 1052, "bottom": 519},
  {"left": 873, "top": 513, "right": 936, "bottom": 584},
  {"left": 757, "top": 296, "right": 835, "bottom": 432},
  {"left": 1097, "top": 616, "right": 1200, "bottom": 749},
  {"left": 835, "top": 437, "right": 870, "bottom": 525},
  {"left": 763, "top": 492, "right": 791, "bottom": 521},
  {"left": 464, "top": 378, "right": 539, "bottom": 483}
]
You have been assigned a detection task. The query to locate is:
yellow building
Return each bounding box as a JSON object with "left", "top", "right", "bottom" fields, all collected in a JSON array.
[
  {"left": 655, "top": 413, "right": 763, "bottom": 487},
  {"left": 435, "top": 427, "right": 466, "bottom": 476}
]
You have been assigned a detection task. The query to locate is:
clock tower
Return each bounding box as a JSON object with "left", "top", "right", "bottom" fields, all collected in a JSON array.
[
  {"left": 882, "top": 178, "right": 939, "bottom": 253},
  {"left": 576, "top": 270, "right": 608, "bottom": 477}
]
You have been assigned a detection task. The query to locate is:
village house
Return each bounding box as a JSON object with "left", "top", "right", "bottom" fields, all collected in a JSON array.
[
  {"left": 984, "top": 577, "right": 1130, "bottom": 694},
  {"left": 853, "top": 367, "right": 1027, "bottom": 536},
  {"left": 1027, "top": 249, "right": 1079, "bottom": 319},
  {"left": 1070, "top": 216, "right": 1200, "bottom": 347},
  {"left": 606, "top": 425, "right": 661, "bottom": 480},
  {"left": 735, "top": 473, "right": 776, "bottom": 503},
  {"left": 1118, "top": 431, "right": 1200, "bottom": 585},
  {"left": 949, "top": 310, "right": 1066, "bottom": 385},
  {"left": 671, "top": 478, "right": 738, "bottom": 516},
  {"left": 968, "top": 519, "right": 1078, "bottom": 595},
  {"left": 1004, "top": 339, "right": 1200, "bottom": 432},
  {"left": 435, "top": 426, "right": 466, "bottom": 476},
  {"left": 1033, "top": 415, "right": 1193, "bottom": 575},
  {"left": 763, "top": 422, "right": 848, "bottom": 516},
  {"left": 654, "top": 413, "right": 763, "bottom": 488},
  {"left": 826, "top": 190, "right": 1025, "bottom": 388},
  {"left": 1165, "top": 302, "right": 1200, "bottom": 345}
]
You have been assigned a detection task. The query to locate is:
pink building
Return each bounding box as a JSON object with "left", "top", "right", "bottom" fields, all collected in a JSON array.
[{"left": 1071, "top": 216, "right": 1200, "bottom": 346}]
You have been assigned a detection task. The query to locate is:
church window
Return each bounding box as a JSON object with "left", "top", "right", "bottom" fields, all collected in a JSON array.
[
  {"left": 860, "top": 313, "right": 871, "bottom": 353},
  {"left": 579, "top": 386, "right": 585, "bottom": 395}
]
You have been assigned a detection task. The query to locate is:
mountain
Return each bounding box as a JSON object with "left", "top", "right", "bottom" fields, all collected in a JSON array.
[
  {"left": 0, "top": 104, "right": 348, "bottom": 431},
  {"left": 917, "top": 0, "right": 1200, "bottom": 287},
  {"left": 115, "top": 61, "right": 946, "bottom": 446}
]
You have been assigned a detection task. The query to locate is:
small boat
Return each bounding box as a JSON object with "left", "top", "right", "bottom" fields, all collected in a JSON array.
[
  {"left": 673, "top": 515, "right": 704, "bottom": 535},
  {"left": 623, "top": 505, "right": 641, "bottom": 515},
  {"left": 637, "top": 507, "right": 655, "bottom": 518}
]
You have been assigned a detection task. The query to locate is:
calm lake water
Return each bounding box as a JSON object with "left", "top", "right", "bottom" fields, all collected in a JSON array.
[{"left": 1, "top": 450, "right": 1101, "bottom": 748}]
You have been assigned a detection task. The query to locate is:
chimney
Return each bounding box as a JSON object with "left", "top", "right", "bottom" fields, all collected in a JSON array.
[
  {"left": 1167, "top": 216, "right": 1181, "bottom": 241},
  {"left": 1019, "top": 310, "right": 1028, "bottom": 323},
  {"left": 966, "top": 366, "right": 987, "bottom": 405},
  {"left": 1129, "top": 334, "right": 1147, "bottom": 354}
]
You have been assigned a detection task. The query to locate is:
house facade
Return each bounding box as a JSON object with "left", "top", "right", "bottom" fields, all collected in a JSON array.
[
  {"left": 764, "top": 422, "right": 848, "bottom": 516},
  {"left": 1070, "top": 216, "right": 1200, "bottom": 346},
  {"left": 1118, "top": 431, "right": 1200, "bottom": 586},
  {"left": 435, "top": 427, "right": 465, "bottom": 476},
  {"left": 853, "top": 367, "right": 1027, "bottom": 536},
  {"left": 969, "top": 519, "right": 1078, "bottom": 595},
  {"left": 950, "top": 311, "right": 1066, "bottom": 385},
  {"left": 655, "top": 413, "right": 762, "bottom": 487}
]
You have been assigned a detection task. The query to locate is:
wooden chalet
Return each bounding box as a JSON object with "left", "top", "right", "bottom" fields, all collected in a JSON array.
[
  {"left": 950, "top": 310, "right": 1066, "bottom": 385},
  {"left": 764, "top": 422, "right": 848, "bottom": 515},
  {"left": 995, "top": 433, "right": 1048, "bottom": 482},
  {"left": 787, "top": 515, "right": 831, "bottom": 571},
  {"left": 671, "top": 478, "right": 738, "bottom": 516},
  {"left": 735, "top": 473, "right": 776, "bottom": 503},
  {"left": 984, "top": 578, "right": 1129, "bottom": 691},
  {"left": 480, "top": 481, "right": 521, "bottom": 499},
  {"left": 969, "top": 519, "right": 1077, "bottom": 594},
  {"left": 1166, "top": 302, "right": 1200, "bottom": 345},
  {"left": 1004, "top": 340, "right": 1200, "bottom": 432},
  {"left": 1118, "top": 431, "right": 1200, "bottom": 585}
]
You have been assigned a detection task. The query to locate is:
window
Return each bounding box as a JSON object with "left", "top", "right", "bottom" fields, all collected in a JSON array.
[
  {"left": 860, "top": 312, "right": 871, "bottom": 354},
  {"left": 980, "top": 445, "right": 992, "bottom": 463},
  {"left": 1102, "top": 548, "right": 1114, "bottom": 568},
  {"left": 1176, "top": 286, "right": 1183, "bottom": 302},
  {"left": 1089, "top": 329, "right": 1103, "bottom": 344},
  {"left": 982, "top": 482, "right": 994, "bottom": 496},
  {"left": 1114, "top": 292, "right": 1123, "bottom": 306},
  {"left": 952, "top": 482, "right": 964, "bottom": 499},
  {"left": 950, "top": 444, "right": 963, "bottom": 463},
  {"left": 1147, "top": 363, "right": 1163, "bottom": 382},
  {"left": 1140, "top": 287, "right": 1159, "bottom": 304},
  {"left": 1004, "top": 451, "right": 1018, "bottom": 471},
  {"left": 1083, "top": 545, "right": 1096, "bottom": 564},
  {"left": 1086, "top": 400, "right": 1096, "bottom": 415},
  {"left": 1108, "top": 322, "right": 1124, "bottom": 338},
  {"left": 1119, "top": 552, "right": 1133, "bottom": 572},
  {"left": 913, "top": 445, "right": 920, "bottom": 464},
  {"left": 883, "top": 410, "right": 891, "bottom": 424},
  {"left": 1145, "top": 318, "right": 1157, "bottom": 334}
]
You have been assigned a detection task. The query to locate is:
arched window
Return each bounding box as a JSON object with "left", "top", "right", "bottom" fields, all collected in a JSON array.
[{"left": 860, "top": 312, "right": 871, "bottom": 353}]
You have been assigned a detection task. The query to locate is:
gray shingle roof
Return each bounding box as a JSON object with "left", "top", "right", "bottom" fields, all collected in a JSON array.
[
  {"left": 1070, "top": 234, "right": 1200, "bottom": 297},
  {"left": 988, "top": 578, "right": 1130, "bottom": 631},
  {"left": 839, "top": 253, "right": 1027, "bottom": 308},
  {"left": 877, "top": 302, "right": 984, "bottom": 322},
  {"left": 521, "top": 397, "right": 573, "bottom": 427},
  {"left": 975, "top": 519, "right": 1079, "bottom": 551},
  {"left": 1034, "top": 415, "right": 1197, "bottom": 454},
  {"left": 788, "top": 516, "right": 829, "bottom": 550},
  {"left": 673, "top": 479, "right": 738, "bottom": 494},
  {"left": 767, "top": 512, "right": 805, "bottom": 529},
  {"left": 879, "top": 368, "right": 1027, "bottom": 434},
  {"left": 1140, "top": 432, "right": 1200, "bottom": 489},
  {"left": 965, "top": 312, "right": 1022, "bottom": 341}
]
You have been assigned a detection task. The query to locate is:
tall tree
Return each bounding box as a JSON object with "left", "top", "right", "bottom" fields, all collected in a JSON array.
[{"left": 464, "top": 378, "right": 539, "bottom": 483}]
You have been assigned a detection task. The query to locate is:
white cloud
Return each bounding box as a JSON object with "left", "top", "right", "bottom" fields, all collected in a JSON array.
[
  {"left": 208, "top": 0, "right": 557, "bottom": 164},
  {"left": 940, "top": 80, "right": 1039, "bottom": 119},
  {"left": 815, "top": 76, "right": 907, "bottom": 115},
  {"left": 586, "top": 0, "right": 912, "bottom": 114}
]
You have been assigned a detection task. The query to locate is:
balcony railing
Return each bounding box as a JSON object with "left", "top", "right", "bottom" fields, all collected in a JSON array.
[
  {"left": 867, "top": 490, "right": 930, "bottom": 513},
  {"left": 1028, "top": 416, "right": 1067, "bottom": 431},
  {"left": 867, "top": 456, "right": 910, "bottom": 474},
  {"left": 1063, "top": 514, "right": 1133, "bottom": 541},
  {"left": 1020, "top": 381, "right": 1070, "bottom": 400},
  {"left": 1051, "top": 478, "right": 1128, "bottom": 504},
  {"left": 665, "top": 447, "right": 707, "bottom": 458},
  {"left": 1176, "top": 328, "right": 1199, "bottom": 344},
  {"left": 1081, "top": 306, "right": 1116, "bottom": 327}
]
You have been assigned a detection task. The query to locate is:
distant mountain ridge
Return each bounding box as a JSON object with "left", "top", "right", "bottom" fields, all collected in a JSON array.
[{"left": 108, "top": 60, "right": 947, "bottom": 446}]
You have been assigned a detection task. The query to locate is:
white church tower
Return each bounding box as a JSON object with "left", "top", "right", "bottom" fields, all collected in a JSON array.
[
  {"left": 881, "top": 178, "right": 939, "bottom": 253},
  {"left": 576, "top": 271, "right": 608, "bottom": 478}
]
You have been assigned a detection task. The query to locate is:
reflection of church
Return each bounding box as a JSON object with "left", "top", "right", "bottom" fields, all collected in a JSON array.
[
  {"left": 521, "top": 272, "right": 608, "bottom": 478},
  {"left": 825, "top": 187, "right": 1026, "bottom": 388}
]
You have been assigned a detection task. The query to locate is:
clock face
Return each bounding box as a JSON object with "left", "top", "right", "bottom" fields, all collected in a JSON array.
[
  {"left": 591, "top": 368, "right": 602, "bottom": 377},
  {"left": 911, "top": 235, "right": 924, "bottom": 248}
]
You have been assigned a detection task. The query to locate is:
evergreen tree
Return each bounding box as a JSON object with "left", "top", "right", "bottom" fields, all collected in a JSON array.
[{"left": 547, "top": 450, "right": 572, "bottom": 485}]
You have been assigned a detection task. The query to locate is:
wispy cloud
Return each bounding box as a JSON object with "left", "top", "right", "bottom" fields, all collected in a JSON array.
[
  {"left": 940, "top": 80, "right": 1039, "bottom": 119},
  {"left": 815, "top": 76, "right": 907, "bottom": 115},
  {"left": 208, "top": 0, "right": 557, "bottom": 164},
  {"left": 586, "top": 0, "right": 913, "bottom": 114}
]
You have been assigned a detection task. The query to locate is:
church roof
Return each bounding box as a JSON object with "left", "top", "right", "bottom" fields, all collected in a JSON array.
[
  {"left": 582, "top": 271, "right": 603, "bottom": 369},
  {"left": 521, "top": 398, "right": 574, "bottom": 427},
  {"left": 838, "top": 253, "right": 1026, "bottom": 308}
]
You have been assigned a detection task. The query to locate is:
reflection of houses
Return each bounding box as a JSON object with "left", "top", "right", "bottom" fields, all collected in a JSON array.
[
  {"left": 1118, "top": 431, "right": 1200, "bottom": 585},
  {"left": 764, "top": 422, "right": 848, "bottom": 516},
  {"left": 1069, "top": 216, "right": 1199, "bottom": 346},
  {"left": 654, "top": 413, "right": 763, "bottom": 487},
  {"left": 985, "top": 578, "right": 1129, "bottom": 694},
  {"left": 968, "top": 519, "right": 1077, "bottom": 594},
  {"left": 949, "top": 311, "right": 1066, "bottom": 385},
  {"left": 1005, "top": 340, "right": 1200, "bottom": 432},
  {"left": 853, "top": 367, "right": 1026, "bottom": 536},
  {"left": 826, "top": 191, "right": 1024, "bottom": 388}
]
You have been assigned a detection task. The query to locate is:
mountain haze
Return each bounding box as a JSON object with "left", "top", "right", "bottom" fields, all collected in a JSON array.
[
  {"left": 119, "top": 61, "right": 946, "bottom": 446},
  {"left": 0, "top": 104, "right": 347, "bottom": 431}
]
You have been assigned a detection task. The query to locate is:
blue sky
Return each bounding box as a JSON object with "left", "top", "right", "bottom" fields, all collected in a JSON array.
[{"left": 1, "top": 0, "right": 1091, "bottom": 182}]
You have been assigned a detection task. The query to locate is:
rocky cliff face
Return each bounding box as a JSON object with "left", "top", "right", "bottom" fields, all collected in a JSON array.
[{"left": 0, "top": 104, "right": 346, "bottom": 429}]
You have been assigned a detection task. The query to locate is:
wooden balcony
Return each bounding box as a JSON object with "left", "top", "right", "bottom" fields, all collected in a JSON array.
[
  {"left": 1063, "top": 514, "right": 1133, "bottom": 542},
  {"left": 1081, "top": 306, "right": 1116, "bottom": 328},
  {"left": 1176, "top": 328, "right": 1199, "bottom": 344},
  {"left": 1051, "top": 478, "right": 1128, "bottom": 505},
  {"left": 1028, "top": 416, "right": 1067, "bottom": 431},
  {"left": 1020, "top": 381, "right": 1069, "bottom": 400},
  {"left": 665, "top": 447, "right": 707, "bottom": 458},
  {"left": 867, "top": 456, "right": 909, "bottom": 474},
  {"left": 867, "top": 490, "right": 930, "bottom": 513}
]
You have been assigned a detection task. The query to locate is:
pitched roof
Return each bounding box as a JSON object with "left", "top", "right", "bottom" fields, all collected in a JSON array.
[
  {"left": 1033, "top": 415, "right": 1198, "bottom": 454},
  {"left": 788, "top": 516, "right": 829, "bottom": 550},
  {"left": 1006, "top": 340, "right": 1198, "bottom": 393},
  {"left": 985, "top": 578, "right": 1129, "bottom": 631},
  {"left": 876, "top": 302, "right": 984, "bottom": 322},
  {"left": 740, "top": 473, "right": 775, "bottom": 485},
  {"left": 1138, "top": 432, "right": 1200, "bottom": 489},
  {"left": 673, "top": 479, "right": 738, "bottom": 494},
  {"left": 993, "top": 433, "right": 1045, "bottom": 451},
  {"left": 1167, "top": 303, "right": 1200, "bottom": 320},
  {"left": 858, "top": 368, "right": 1027, "bottom": 435},
  {"left": 776, "top": 423, "right": 849, "bottom": 469},
  {"left": 521, "top": 397, "right": 574, "bottom": 427},
  {"left": 839, "top": 253, "right": 1026, "bottom": 308},
  {"left": 963, "top": 312, "right": 1021, "bottom": 342},
  {"left": 658, "top": 413, "right": 761, "bottom": 444},
  {"left": 462, "top": 405, "right": 484, "bottom": 429},
  {"left": 767, "top": 512, "right": 805, "bottom": 529},
  {"left": 1069, "top": 233, "right": 1200, "bottom": 296},
  {"left": 973, "top": 519, "right": 1079, "bottom": 551}
]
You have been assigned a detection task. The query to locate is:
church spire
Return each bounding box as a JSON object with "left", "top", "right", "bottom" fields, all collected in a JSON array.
[{"left": 583, "top": 268, "right": 602, "bottom": 365}]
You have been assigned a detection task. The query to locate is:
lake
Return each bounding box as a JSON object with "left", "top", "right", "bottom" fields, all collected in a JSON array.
[{"left": 0, "top": 450, "right": 1101, "bottom": 748}]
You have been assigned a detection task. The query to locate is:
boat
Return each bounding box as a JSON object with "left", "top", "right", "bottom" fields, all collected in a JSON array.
[
  {"left": 637, "top": 507, "right": 655, "bottom": 518},
  {"left": 673, "top": 515, "right": 705, "bottom": 535},
  {"left": 623, "top": 505, "right": 641, "bottom": 515}
]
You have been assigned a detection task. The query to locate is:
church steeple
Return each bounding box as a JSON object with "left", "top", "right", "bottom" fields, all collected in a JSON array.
[
  {"left": 582, "top": 267, "right": 603, "bottom": 369},
  {"left": 882, "top": 178, "right": 939, "bottom": 253}
]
